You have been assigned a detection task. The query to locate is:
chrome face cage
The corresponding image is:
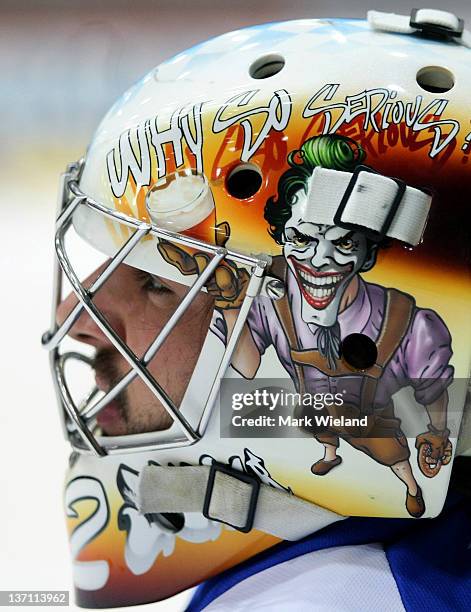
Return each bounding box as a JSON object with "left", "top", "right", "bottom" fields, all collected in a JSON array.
[{"left": 42, "top": 161, "right": 269, "bottom": 457}]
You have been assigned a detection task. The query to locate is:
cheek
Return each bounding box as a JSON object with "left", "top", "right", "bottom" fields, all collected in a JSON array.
[
  {"left": 152, "top": 297, "right": 213, "bottom": 400},
  {"left": 123, "top": 302, "right": 168, "bottom": 350},
  {"left": 156, "top": 293, "right": 213, "bottom": 361},
  {"left": 284, "top": 243, "right": 312, "bottom": 260},
  {"left": 124, "top": 295, "right": 213, "bottom": 405},
  {"left": 117, "top": 291, "right": 179, "bottom": 359},
  {"left": 284, "top": 244, "right": 293, "bottom": 259},
  {"left": 121, "top": 288, "right": 213, "bottom": 371},
  {"left": 332, "top": 251, "right": 361, "bottom": 269}
]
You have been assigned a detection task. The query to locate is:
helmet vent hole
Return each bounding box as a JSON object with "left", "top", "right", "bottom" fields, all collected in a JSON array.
[
  {"left": 340, "top": 333, "right": 377, "bottom": 371},
  {"left": 226, "top": 164, "right": 262, "bottom": 199},
  {"left": 249, "top": 54, "right": 285, "bottom": 79},
  {"left": 416, "top": 66, "right": 454, "bottom": 93}
]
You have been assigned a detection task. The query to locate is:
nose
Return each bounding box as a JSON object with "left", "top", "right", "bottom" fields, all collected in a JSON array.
[
  {"left": 309, "top": 239, "right": 333, "bottom": 269},
  {"left": 55, "top": 263, "right": 125, "bottom": 347}
]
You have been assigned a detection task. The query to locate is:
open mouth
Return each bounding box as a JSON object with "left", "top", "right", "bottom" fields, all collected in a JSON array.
[{"left": 290, "top": 258, "right": 352, "bottom": 309}]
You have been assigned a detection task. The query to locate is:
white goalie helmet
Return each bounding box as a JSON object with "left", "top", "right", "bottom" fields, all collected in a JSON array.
[{"left": 42, "top": 8, "right": 471, "bottom": 608}]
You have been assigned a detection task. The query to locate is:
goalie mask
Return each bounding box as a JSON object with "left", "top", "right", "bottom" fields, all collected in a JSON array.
[{"left": 43, "top": 9, "right": 471, "bottom": 609}]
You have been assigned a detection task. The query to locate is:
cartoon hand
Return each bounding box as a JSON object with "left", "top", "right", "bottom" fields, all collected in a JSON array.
[
  {"left": 415, "top": 424, "right": 452, "bottom": 478},
  {"left": 157, "top": 222, "right": 250, "bottom": 310}
]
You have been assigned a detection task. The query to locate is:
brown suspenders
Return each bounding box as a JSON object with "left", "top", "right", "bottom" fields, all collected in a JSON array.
[
  {"left": 273, "top": 281, "right": 414, "bottom": 412},
  {"left": 360, "top": 288, "right": 414, "bottom": 414}
]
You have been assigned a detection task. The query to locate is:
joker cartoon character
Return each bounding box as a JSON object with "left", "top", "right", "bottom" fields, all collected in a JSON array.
[{"left": 158, "top": 135, "right": 454, "bottom": 518}]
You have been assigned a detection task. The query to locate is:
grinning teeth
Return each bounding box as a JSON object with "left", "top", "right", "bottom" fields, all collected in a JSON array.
[
  {"left": 305, "top": 285, "right": 336, "bottom": 299},
  {"left": 298, "top": 268, "right": 344, "bottom": 288}
]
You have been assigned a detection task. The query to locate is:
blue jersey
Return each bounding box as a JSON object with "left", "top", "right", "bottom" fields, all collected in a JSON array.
[{"left": 188, "top": 493, "right": 470, "bottom": 612}]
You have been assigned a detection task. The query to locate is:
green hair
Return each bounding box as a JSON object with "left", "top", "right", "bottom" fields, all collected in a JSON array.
[{"left": 264, "top": 135, "right": 366, "bottom": 244}]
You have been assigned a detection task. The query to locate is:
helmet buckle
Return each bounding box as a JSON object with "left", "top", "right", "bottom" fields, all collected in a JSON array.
[
  {"left": 409, "top": 8, "right": 464, "bottom": 40},
  {"left": 333, "top": 164, "right": 406, "bottom": 243},
  {"left": 203, "top": 462, "right": 260, "bottom": 533}
]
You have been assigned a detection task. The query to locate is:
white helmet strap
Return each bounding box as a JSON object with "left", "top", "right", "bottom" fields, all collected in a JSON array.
[
  {"left": 139, "top": 463, "right": 344, "bottom": 539},
  {"left": 305, "top": 166, "right": 431, "bottom": 245},
  {"left": 368, "top": 9, "right": 471, "bottom": 48},
  {"left": 139, "top": 400, "right": 471, "bottom": 535}
]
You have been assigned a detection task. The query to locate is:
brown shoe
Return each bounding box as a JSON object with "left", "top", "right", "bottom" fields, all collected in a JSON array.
[
  {"left": 311, "top": 456, "right": 342, "bottom": 476},
  {"left": 406, "top": 486, "right": 425, "bottom": 518}
]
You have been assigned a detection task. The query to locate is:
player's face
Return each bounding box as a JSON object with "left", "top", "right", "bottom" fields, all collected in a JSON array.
[
  {"left": 284, "top": 190, "right": 370, "bottom": 327},
  {"left": 56, "top": 263, "right": 214, "bottom": 435}
]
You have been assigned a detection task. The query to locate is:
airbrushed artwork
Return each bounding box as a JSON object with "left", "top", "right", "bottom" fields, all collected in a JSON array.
[
  {"left": 44, "top": 15, "right": 471, "bottom": 609},
  {"left": 159, "top": 134, "right": 454, "bottom": 519}
]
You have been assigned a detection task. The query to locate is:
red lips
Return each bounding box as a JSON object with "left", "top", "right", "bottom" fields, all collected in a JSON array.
[{"left": 290, "top": 258, "right": 351, "bottom": 310}]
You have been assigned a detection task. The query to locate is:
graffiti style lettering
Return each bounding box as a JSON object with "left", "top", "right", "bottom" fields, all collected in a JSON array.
[
  {"left": 106, "top": 86, "right": 463, "bottom": 201},
  {"left": 65, "top": 477, "right": 110, "bottom": 591},
  {"left": 213, "top": 90, "right": 291, "bottom": 162},
  {"left": 106, "top": 123, "right": 151, "bottom": 199},
  {"left": 303, "top": 85, "right": 460, "bottom": 158},
  {"left": 107, "top": 104, "right": 204, "bottom": 198}
]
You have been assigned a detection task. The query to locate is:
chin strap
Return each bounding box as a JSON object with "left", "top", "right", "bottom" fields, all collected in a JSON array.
[
  {"left": 139, "top": 463, "right": 345, "bottom": 540},
  {"left": 368, "top": 9, "right": 471, "bottom": 48}
]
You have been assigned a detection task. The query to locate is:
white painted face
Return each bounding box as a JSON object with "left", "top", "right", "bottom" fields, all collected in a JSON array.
[{"left": 283, "top": 189, "right": 377, "bottom": 327}]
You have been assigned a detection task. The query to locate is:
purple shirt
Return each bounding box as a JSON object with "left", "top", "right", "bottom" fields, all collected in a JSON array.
[{"left": 215, "top": 270, "right": 454, "bottom": 407}]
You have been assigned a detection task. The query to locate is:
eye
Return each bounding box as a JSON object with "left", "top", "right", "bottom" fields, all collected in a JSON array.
[
  {"left": 333, "top": 234, "right": 357, "bottom": 251},
  {"left": 138, "top": 270, "right": 171, "bottom": 295},
  {"left": 286, "top": 228, "right": 311, "bottom": 248}
]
